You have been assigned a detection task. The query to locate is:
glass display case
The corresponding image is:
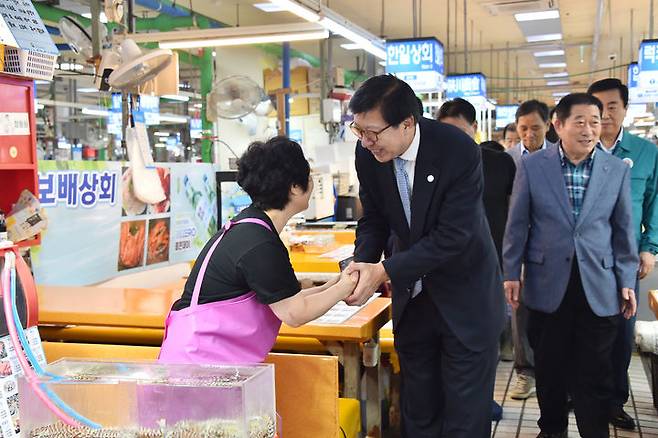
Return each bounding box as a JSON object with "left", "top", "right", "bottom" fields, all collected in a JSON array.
[{"left": 20, "top": 359, "right": 276, "bottom": 437}]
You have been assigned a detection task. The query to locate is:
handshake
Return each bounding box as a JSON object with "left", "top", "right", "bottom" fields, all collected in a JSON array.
[{"left": 334, "top": 261, "right": 390, "bottom": 306}]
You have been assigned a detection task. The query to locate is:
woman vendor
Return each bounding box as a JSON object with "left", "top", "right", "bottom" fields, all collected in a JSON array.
[{"left": 159, "top": 136, "right": 358, "bottom": 364}]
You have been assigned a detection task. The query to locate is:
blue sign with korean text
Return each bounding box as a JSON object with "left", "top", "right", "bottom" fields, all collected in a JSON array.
[
  {"left": 107, "top": 93, "right": 123, "bottom": 139},
  {"left": 639, "top": 40, "right": 658, "bottom": 72},
  {"left": 138, "top": 94, "right": 160, "bottom": 125},
  {"left": 495, "top": 105, "right": 519, "bottom": 129},
  {"left": 446, "top": 74, "right": 487, "bottom": 99},
  {"left": 190, "top": 118, "right": 202, "bottom": 139},
  {"left": 629, "top": 63, "right": 640, "bottom": 89},
  {"left": 38, "top": 170, "right": 119, "bottom": 209},
  {"left": 386, "top": 37, "right": 444, "bottom": 92},
  {"left": 636, "top": 40, "right": 658, "bottom": 102}
]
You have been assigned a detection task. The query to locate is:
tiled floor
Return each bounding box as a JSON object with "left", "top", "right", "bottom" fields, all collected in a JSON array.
[{"left": 491, "top": 356, "right": 658, "bottom": 437}]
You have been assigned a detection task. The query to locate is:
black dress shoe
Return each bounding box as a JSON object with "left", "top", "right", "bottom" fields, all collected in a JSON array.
[
  {"left": 536, "top": 430, "right": 567, "bottom": 438},
  {"left": 610, "top": 408, "right": 636, "bottom": 430}
]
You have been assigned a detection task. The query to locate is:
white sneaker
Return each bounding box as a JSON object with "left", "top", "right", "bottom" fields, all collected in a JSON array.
[{"left": 510, "top": 373, "right": 536, "bottom": 400}]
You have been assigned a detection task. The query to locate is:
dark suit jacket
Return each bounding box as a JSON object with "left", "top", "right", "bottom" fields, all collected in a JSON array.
[
  {"left": 354, "top": 117, "right": 505, "bottom": 352},
  {"left": 481, "top": 146, "right": 516, "bottom": 265}
]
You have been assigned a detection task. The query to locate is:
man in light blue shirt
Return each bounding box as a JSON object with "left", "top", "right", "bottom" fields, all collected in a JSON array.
[
  {"left": 505, "top": 100, "right": 556, "bottom": 401},
  {"left": 507, "top": 100, "right": 557, "bottom": 166}
]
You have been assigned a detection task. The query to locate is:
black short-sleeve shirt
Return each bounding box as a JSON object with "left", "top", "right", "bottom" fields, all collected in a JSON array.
[{"left": 171, "top": 205, "right": 300, "bottom": 310}]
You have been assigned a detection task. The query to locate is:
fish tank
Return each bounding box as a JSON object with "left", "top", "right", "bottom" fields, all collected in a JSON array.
[{"left": 19, "top": 359, "right": 276, "bottom": 437}]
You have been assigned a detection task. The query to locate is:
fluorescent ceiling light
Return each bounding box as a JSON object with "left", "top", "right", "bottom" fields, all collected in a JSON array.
[
  {"left": 539, "top": 62, "right": 567, "bottom": 68},
  {"left": 159, "top": 30, "right": 328, "bottom": 49},
  {"left": 35, "top": 80, "right": 50, "bottom": 85},
  {"left": 81, "top": 108, "right": 109, "bottom": 117},
  {"left": 515, "top": 10, "right": 560, "bottom": 22},
  {"left": 341, "top": 43, "right": 360, "bottom": 50},
  {"left": 159, "top": 115, "right": 189, "bottom": 123},
  {"left": 527, "top": 33, "right": 563, "bottom": 43},
  {"left": 123, "top": 23, "right": 330, "bottom": 49},
  {"left": 77, "top": 87, "right": 98, "bottom": 93},
  {"left": 82, "top": 12, "right": 108, "bottom": 23},
  {"left": 544, "top": 72, "right": 569, "bottom": 78},
  {"left": 161, "top": 94, "right": 190, "bottom": 102},
  {"left": 320, "top": 17, "right": 386, "bottom": 59},
  {"left": 254, "top": 2, "right": 284, "bottom": 12},
  {"left": 193, "top": 103, "right": 203, "bottom": 109},
  {"left": 268, "top": 0, "right": 320, "bottom": 22},
  {"left": 154, "top": 131, "right": 171, "bottom": 137},
  {"left": 534, "top": 49, "right": 565, "bottom": 57},
  {"left": 552, "top": 92, "right": 569, "bottom": 97},
  {"left": 546, "top": 80, "right": 569, "bottom": 86}
]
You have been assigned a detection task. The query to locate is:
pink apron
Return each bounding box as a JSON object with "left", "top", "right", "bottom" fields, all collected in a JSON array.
[{"left": 158, "top": 218, "right": 282, "bottom": 365}]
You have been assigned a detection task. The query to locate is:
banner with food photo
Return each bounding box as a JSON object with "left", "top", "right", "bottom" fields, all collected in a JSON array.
[{"left": 32, "top": 161, "right": 217, "bottom": 286}]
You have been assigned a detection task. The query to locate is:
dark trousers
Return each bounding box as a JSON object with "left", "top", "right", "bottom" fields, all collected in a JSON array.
[
  {"left": 528, "top": 261, "right": 619, "bottom": 438},
  {"left": 610, "top": 277, "right": 640, "bottom": 409},
  {"left": 394, "top": 290, "right": 498, "bottom": 438}
]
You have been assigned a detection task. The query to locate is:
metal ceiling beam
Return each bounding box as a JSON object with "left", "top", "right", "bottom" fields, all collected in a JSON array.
[
  {"left": 449, "top": 40, "right": 592, "bottom": 55},
  {"left": 589, "top": 0, "right": 605, "bottom": 82}
]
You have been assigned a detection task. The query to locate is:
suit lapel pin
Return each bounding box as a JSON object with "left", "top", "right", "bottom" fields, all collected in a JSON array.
[
  {"left": 623, "top": 158, "right": 634, "bottom": 168},
  {"left": 427, "top": 175, "right": 435, "bottom": 183}
]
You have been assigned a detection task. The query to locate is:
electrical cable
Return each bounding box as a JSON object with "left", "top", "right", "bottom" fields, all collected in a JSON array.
[{"left": 2, "top": 251, "right": 101, "bottom": 429}]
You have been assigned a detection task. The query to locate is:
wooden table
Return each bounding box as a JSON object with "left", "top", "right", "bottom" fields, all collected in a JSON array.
[{"left": 37, "top": 284, "right": 391, "bottom": 435}]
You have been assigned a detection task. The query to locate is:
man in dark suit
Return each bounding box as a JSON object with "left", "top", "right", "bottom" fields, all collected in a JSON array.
[
  {"left": 344, "top": 75, "right": 505, "bottom": 437},
  {"left": 437, "top": 98, "right": 517, "bottom": 373}
]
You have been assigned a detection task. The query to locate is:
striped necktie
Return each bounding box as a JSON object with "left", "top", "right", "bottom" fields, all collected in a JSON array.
[{"left": 394, "top": 157, "right": 422, "bottom": 298}]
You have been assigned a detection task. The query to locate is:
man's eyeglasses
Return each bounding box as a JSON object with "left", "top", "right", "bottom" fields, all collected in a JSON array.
[{"left": 349, "top": 121, "right": 392, "bottom": 143}]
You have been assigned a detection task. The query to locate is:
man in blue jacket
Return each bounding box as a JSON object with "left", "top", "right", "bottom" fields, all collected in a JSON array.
[
  {"left": 588, "top": 78, "right": 658, "bottom": 430},
  {"left": 503, "top": 93, "right": 638, "bottom": 438}
]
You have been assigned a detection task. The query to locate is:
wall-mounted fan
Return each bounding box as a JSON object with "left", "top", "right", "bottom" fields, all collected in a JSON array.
[
  {"left": 58, "top": 16, "right": 107, "bottom": 61},
  {"left": 207, "top": 75, "right": 273, "bottom": 120},
  {"left": 108, "top": 39, "right": 173, "bottom": 92}
]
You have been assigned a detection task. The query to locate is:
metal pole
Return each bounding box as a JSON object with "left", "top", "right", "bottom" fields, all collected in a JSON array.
[
  {"left": 506, "top": 41, "right": 510, "bottom": 103},
  {"left": 496, "top": 49, "right": 500, "bottom": 101},
  {"left": 283, "top": 42, "right": 291, "bottom": 136},
  {"left": 515, "top": 54, "right": 519, "bottom": 102},
  {"left": 381, "top": 0, "right": 385, "bottom": 37},
  {"left": 412, "top": 0, "right": 418, "bottom": 38},
  {"left": 631, "top": 9, "right": 635, "bottom": 62},
  {"left": 454, "top": 0, "right": 458, "bottom": 71},
  {"left": 649, "top": 0, "right": 653, "bottom": 39},
  {"left": 446, "top": 0, "right": 450, "bottom": 74},
  {"left": 489, "top": 44, "right": 493, "bottom": 95},
  {"left": 127, "top": 0, "right": 135, "bottom": 33},
  {"left": 320, "top": 40, "right": 327, "bottom": 124},
  {"left": 479, "top": 30, "right": 483, "bottom": 73},
  {"left": 200, "top": 48, "right": 213, "bottom": 162},
  {"left": 619, "top": 36, "right": 631, "bottom": 70},
  {"left": 463, "top": 0, "right": 467, "bottom": 72},
  {"left": 90, "top": 0, "right": 102, "bottom": 58}
]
